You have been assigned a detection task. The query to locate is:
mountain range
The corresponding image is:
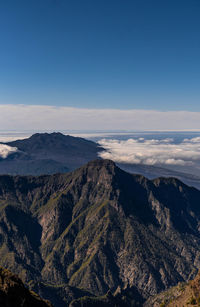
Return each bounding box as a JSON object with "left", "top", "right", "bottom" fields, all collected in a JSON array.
[
  {"left": 0, "top": 159, "right": 200, "bottom": 306},
  {"left": 1, "top": 132, "right": 200, "bottom": 190}
]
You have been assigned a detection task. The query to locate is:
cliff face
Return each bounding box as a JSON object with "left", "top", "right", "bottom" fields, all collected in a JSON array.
[
  {"left": 0, "top": 267, "right": 53, "bottom": 307},
  {"left": 0, "top": 159, "right": 200, "bottom": 306},
  {"left": 145, "top": 270, "right": 200, "bottom": 307}
]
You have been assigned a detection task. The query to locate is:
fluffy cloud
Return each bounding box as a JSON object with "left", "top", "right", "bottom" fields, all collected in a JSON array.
[
  {"left": 98, "top": 138, "right": 200, "bottom": 166},
  {"left": 0, "top": 104, "right": 200, "bottom": 130},
  {"left": 0, "top": 144, "right": 18, "bottom": 159}
]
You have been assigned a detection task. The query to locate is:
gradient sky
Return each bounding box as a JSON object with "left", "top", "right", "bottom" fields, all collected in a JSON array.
[{"left": 0, "top": 0, "right": 200, "bottom": 111}]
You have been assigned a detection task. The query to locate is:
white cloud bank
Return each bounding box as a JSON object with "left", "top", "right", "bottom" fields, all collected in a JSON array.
[
  {"left": 0, "top": 104, "right": 200, "bottom": 130},
  {"left": 0, "top": 144, "right": 18, "bottom": 159},
  {"left": 98, "top": 137, "right": 200, "bottom": 166}
]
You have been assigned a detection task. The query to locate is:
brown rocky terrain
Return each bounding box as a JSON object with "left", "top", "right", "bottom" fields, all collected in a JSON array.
[
  {"left": 0, "top": 266, "right": 53, "bottom": 307},
  {"left": 145, "top": 270, "right": 200, "bottom": 307},
  {"left": 0, "top": 159, "right": 200, "bottom": 306}
]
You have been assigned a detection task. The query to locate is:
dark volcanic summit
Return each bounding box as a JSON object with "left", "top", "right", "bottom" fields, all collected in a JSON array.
[
  {"left": 0, "top": 132, "right": 103, "bottom": 175},
  {"left": 7, "top": 132, "right": 99, "bottom": 156},
  {"left": 0, "top": 159, "right": 200, "bottom": 306}
]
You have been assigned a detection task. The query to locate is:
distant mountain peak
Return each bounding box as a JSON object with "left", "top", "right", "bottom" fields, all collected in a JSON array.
[
  {"left": 17, "top": 132, "right": 74, "bottom": 144},
  {"left": 6, "top": 132, "right": 102, "bottom": 151},
  {"left": 29, "top": 132, "right": 70, "bottom": 140},
  {"left": 0, "top": 133, "right": 104, "bottom": 175},
  {"left": 30, "top": 131, "right": 63, "bottom": 137}
]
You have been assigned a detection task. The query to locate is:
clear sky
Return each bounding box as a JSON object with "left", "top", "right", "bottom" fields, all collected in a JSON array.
[{"left": 0, "top": 0, "right": 200, "bottom": 111}]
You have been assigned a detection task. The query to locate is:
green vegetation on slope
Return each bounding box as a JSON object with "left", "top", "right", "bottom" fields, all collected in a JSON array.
[{"left": 0, "top": 160, "right": 200, "bottom": 306}]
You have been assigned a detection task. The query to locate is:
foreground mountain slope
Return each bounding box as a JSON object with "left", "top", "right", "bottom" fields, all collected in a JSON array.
[
  {"left": 29, "top": 282, "right": 94, "bottom": 307},
  {"left": 0, "top": 266, "right": 53, "bottom": 307},
  {"left": 0, "top": 160, "right": 200, "bottom": 306},
  {"left": 0, "top": 132, "right": 103, "bottom": 175},
  {"left": 69, "top": 286, "right": 144, "bottom": 307},
  {"left": 145, "top": 270, "right": 200, "bottom": 307}
]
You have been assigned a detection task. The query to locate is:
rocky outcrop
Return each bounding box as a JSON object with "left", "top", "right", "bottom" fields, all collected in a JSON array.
[
  {"left": 144, "top": 270, "right": 200, "bottom": 307},
  {"left": 0, "top": 266, "right": 53, "bottom": 307}
]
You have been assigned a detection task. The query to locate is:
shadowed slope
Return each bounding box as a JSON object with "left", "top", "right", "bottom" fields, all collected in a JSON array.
[{"left": 0, "top": 267, "right": 53, "bottom": 307}]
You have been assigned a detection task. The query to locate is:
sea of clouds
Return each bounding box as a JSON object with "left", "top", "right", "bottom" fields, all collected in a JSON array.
[
  {"left": 0, "top": 144, "right": 18, "bottom": 159},
  {"left": 98, "top": 137, "right": 200, "bottom": 166}
]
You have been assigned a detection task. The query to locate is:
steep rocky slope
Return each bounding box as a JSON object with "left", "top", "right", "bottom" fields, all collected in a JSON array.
[
  {"left": 69, "top": 287, "right": 144, "bottom": 306},
  {"left": 29, "top": 281, "right": 94, "bottom": 307},
  {"left": 0, "top": 160, "right": 200, "bottom": 306},
  {"left": 0, "top": 266, "right": 53, "bottom": 307},
  {"left": 145, "top": 270, "right": 200, "bottom": 307}
]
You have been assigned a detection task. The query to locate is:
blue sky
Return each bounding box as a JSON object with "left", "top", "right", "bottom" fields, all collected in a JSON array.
[{"left": 0, "top": 0, "right": 200, "bottom": 111}]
